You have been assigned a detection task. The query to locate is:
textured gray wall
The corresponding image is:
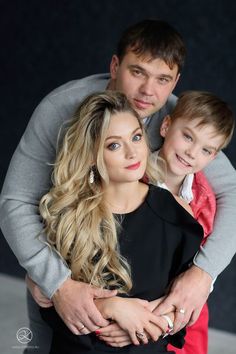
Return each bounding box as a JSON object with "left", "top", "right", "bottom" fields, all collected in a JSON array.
[{"left": 1, "top": 0, "right": 236, "bottom": 332}]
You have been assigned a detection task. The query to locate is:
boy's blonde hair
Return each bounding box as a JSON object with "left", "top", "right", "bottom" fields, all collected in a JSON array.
[{"left": 170, "top": 91, "right": 235, "bottom": 149}]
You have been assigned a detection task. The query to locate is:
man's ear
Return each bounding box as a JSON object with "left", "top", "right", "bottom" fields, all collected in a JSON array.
[
  {"left": 160, "top": 115, "right": 172, "bottom": 137},
  {"left": 110, "top": 55, "right": 120, "bottom": 80}
]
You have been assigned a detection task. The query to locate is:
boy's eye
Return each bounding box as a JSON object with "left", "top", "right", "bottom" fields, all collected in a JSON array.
[
  {"left": 202, "top": 148, "right": 212, "bottom": 155},
  {"left": 107, "top": 142, "right": 120, "bottom": 151},
  {"left": 132, "top": 134, "right": 142, "bottom": 142},
  {"left": 183, "top": 133, "right": 192, "bottom": 141}
]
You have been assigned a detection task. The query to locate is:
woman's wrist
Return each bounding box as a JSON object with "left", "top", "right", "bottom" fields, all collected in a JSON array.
[{"left": 95, "top": 296, "right": 119, "bottom": 319}]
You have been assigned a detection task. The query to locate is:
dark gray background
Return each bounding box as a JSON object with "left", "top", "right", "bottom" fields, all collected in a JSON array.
[{"left": 1, "top": 0, "right": 236, "bottom": 333}]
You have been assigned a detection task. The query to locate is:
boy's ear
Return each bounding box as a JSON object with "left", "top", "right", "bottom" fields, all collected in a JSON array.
[{"left": 160, "top": 115, "right": 172, "bottom": 137}]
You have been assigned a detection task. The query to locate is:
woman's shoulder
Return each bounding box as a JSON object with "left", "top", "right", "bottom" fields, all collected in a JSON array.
[{"left": 146, "top": 185, "right": 203, "bottom": 232}]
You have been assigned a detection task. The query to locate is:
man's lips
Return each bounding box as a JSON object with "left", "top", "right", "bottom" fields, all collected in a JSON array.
[
  {"left": 125, "top": 162, "right": 141, "bottom": 170},
  {"left": 133, "top": 98, "right": 153, "bottom": 110},
  {"left": 176, "top": 154, "right": 192, "bottom": 167}
]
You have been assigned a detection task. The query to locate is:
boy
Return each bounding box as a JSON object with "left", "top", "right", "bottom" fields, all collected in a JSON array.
[{"left": 158, "top": 90, "right": 234, "bottom": 354}]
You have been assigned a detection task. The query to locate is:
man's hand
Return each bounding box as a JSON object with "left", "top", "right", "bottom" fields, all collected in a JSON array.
[
  {"left": 52, "top": 278, "right": 117, "bottom": 335},
  {"left": 25, "top": 274, "right": 53, "bottom": 307},
  {"left": 153, "top": 265, "right": 212, "bottom": 333}
]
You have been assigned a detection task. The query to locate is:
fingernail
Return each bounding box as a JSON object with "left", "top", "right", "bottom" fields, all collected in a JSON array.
[{"left": 95, "top": 330, "right": 101, "bottom": 335}]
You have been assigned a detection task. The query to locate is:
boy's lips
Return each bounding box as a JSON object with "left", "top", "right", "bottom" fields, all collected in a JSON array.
[
  {"left": 125, "top": 162, "right": 141, "bottom": 170},
  {"left": 176, "top": 154, "right": 192, "bottom": 167}
]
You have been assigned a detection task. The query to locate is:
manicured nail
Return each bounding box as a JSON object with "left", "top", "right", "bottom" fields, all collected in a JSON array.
[{"left": 95, "top": 330, "right": 101, "bottom": 335}]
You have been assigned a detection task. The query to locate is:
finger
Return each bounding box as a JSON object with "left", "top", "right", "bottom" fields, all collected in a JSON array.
[
  {"left": 130, "top": 330, "right": 140, "bottom": 346},
  {"left": 144, "top": 323, "right": 162, "bottom": 342},
  {"left": 38, "top": 301, "right": 53, "bottom": 308},
  {"left": 78, "top": 326, "right": 91, "bottom": 335},
  {"left": 172, "top": 311, "right": 189, "bottom": 333},
  {"left": 98, "top": 329, "right": 126, "bottom": 337},
  {"left": 149, "top": 313, "right": 169, "bottom": 332},
  {"left": 153, "top": 297, "right": 176, "bottom": 315},
  {"left": 188, "top": 308, "right": 201, "bottom": 326},
  {"left": 65, "top": 322, "right": 80, "bottom": 335},
  {"left": 98, "top": 323, "right": 120, "bottom": 334},
  {"left": 100, "top": 334, "right": 130, "bottom": 343},
  {"left": 77, "top": 313, "right": 101, "bottom": 332},
  {"left": 81, "top": 303, "right": 109, "bottom": 329},
  {"left": 134, "top": 329, "right": 148, "bottom": 345},
  {"left": 106, "top": 339, "right": 132, "bottom": 347}
]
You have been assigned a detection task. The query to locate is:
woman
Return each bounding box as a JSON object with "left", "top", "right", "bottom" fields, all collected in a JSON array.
[{"left": 39, "top": 91, "right": 202, "bottom": 353}]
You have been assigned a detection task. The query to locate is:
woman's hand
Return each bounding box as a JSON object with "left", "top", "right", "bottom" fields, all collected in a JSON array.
[
  {"left": 95, "top": 297, "right": 167, "bottom": 345},
  {"left": 25, "top": 274, "right": 53, "bottom": 307},
  {"left": 96, "top": 322, "right": 132, "bottom": 347}
]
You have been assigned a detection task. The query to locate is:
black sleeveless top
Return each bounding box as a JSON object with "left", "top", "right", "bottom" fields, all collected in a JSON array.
[{"left": 41, "top": 186, "right": 203, "bottom": 354}]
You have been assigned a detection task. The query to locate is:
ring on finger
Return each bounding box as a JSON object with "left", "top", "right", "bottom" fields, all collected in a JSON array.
[
  {"left": 176, "top": 308, "right": 186, "bottom": 315},
  {"left": 78, "top": 325, "right": 85, "bottom": 331},
  {"left": 161, "top": 314, "right": 174, "bottom": 338},
  {"left": 136, "top": 331, "right": 145, "bottom": 340}
]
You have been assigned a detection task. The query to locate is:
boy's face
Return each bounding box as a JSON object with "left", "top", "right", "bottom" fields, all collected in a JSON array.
[
  {"left": 159, "top": 116, "right": 225, "bottom": 177},
  {"left": 109, "top": 51, "right": 180, "bottom": 119}
]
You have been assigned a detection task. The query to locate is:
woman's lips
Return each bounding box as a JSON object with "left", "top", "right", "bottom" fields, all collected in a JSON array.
[{"left": 125, "top": 162, "right": 141, "bottom": 170}]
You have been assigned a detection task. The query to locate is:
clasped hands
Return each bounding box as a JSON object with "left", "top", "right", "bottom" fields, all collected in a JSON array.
[{"left": 26, "top": 265, "right": 212, "bottom": 347}]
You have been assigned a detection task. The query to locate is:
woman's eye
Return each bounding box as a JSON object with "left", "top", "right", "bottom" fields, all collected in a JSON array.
[
  {"left": 132, "top": 134, "right": 142, "bottom": 142},
  {"left": 107, "top": 142, "right": 120, "bottom": 151}
]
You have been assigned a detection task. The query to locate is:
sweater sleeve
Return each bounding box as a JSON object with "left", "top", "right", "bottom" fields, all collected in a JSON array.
[
  {"left": 0, "top": 97, "right": 71, "bottom": 298},
  {"left": 193, "top": 151, "right": 236, "bottom": 279}
]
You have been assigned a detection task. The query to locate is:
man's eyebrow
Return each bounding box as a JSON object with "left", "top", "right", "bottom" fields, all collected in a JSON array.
[{"left": 128, "top": 64, "right": 174, "bottom": 80}]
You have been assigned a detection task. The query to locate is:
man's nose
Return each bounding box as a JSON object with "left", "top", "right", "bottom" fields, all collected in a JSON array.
[{"left": 139, "top": 78, "right": 154, "bottom": 96}]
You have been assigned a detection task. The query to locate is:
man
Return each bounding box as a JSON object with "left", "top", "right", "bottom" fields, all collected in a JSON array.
[{"left": 1, "top": 19, "right": 236, "bottom": 353}]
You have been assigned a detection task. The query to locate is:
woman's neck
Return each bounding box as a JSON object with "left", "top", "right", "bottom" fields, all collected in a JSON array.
[{"left": 103, "top": 181, "right": 149, "bottom": 214}]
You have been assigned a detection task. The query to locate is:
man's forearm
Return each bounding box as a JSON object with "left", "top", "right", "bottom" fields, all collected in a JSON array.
[
  {"left": 0, "top": 97, "right": 72, "bottom": 298},
  {"left": 0, "top": 198, "right": 71, "bottom": 298},
  {"left": 195, "top": 151, "right": 236, "bottom": 278}
]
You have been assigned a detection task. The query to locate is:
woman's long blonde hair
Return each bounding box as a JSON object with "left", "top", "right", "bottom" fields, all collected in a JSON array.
[{"left": 39, "top": 91, "right": 163, "bottom": 292}]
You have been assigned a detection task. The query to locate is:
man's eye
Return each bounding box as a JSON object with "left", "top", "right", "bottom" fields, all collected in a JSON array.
[
  {"left": 107, "top": 143, "right": 120, "bottom": 151},
  {"left": 132, "top": 69, "right": 142, "bottom": 76},
  {"left": 158, "top": 77, "right": 170, "bottom": 85}
]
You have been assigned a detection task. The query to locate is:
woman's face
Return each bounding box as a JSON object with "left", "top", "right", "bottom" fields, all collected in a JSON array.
[{"left": 103, "top": 111, "right": 148, "bottom": 185}]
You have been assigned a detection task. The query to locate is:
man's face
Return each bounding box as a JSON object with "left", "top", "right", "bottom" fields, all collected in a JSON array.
[{"left": 109, "top": 51, "right": 180, "bottom": 119}]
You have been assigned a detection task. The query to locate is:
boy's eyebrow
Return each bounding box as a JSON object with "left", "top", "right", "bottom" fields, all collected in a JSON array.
[{"left": 105, "top": 127, "right": 141, "bottom": 141}]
